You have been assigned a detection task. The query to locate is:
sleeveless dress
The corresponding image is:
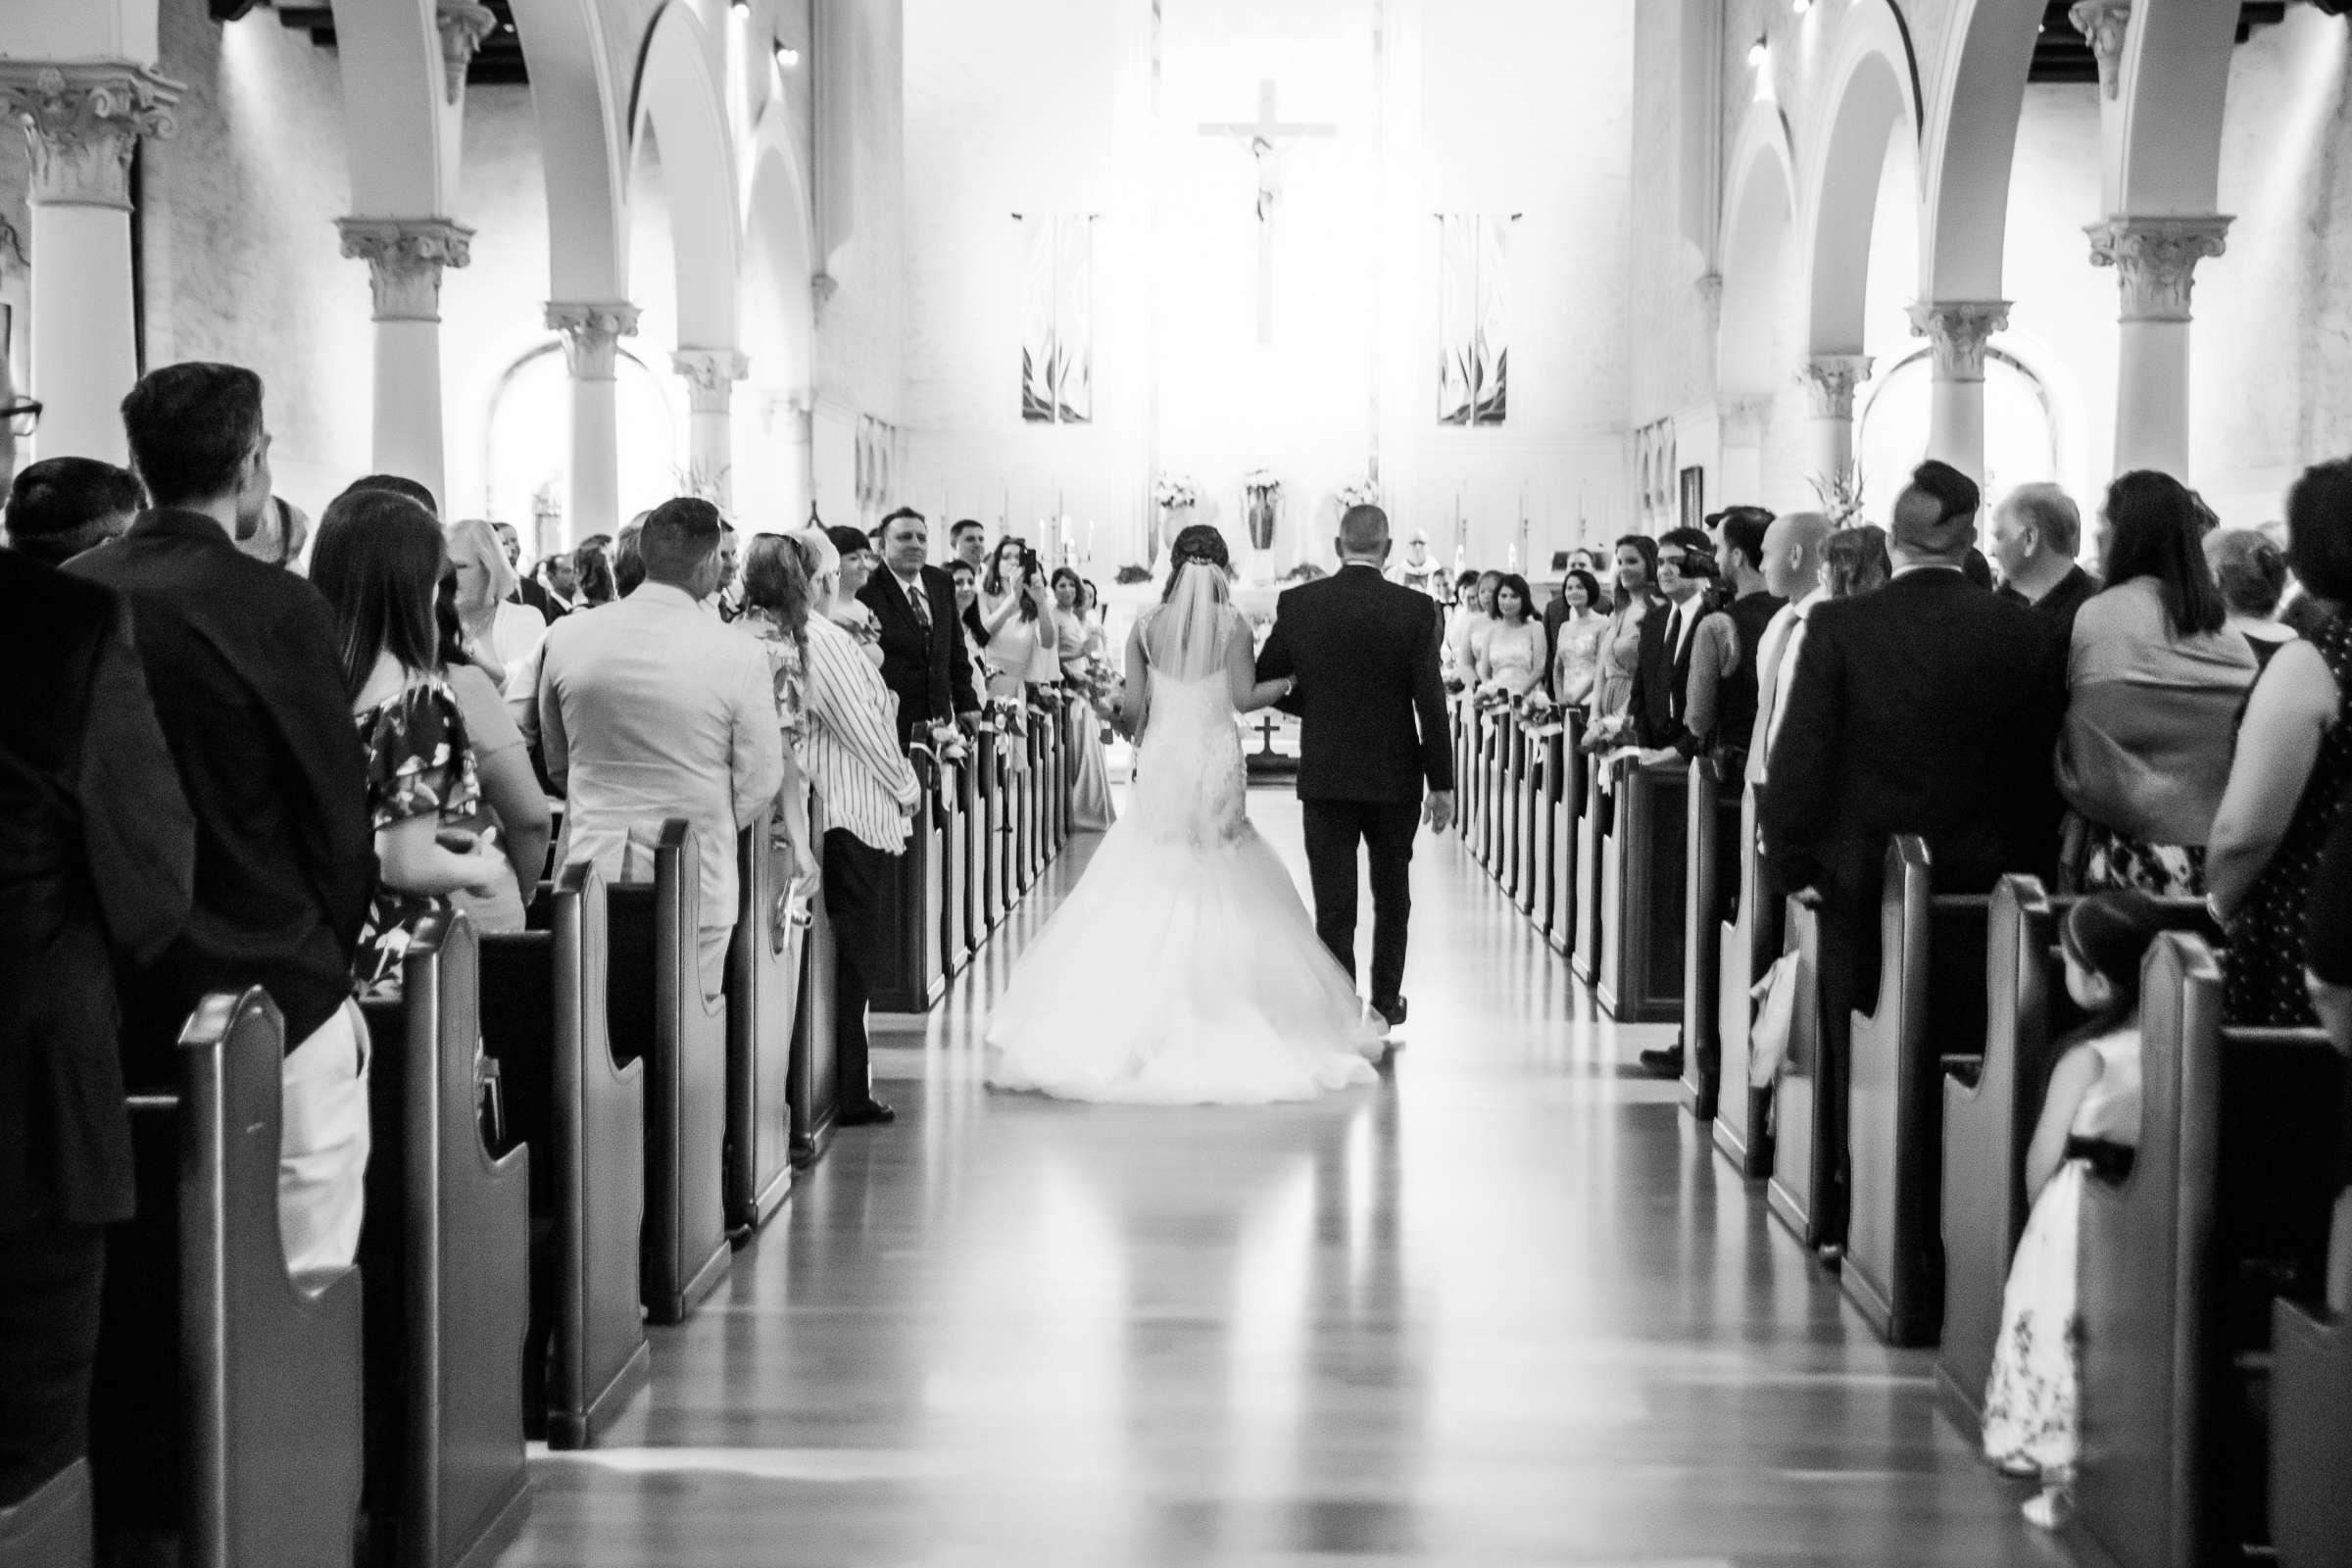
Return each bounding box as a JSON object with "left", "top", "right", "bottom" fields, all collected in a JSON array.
[
  {"left": 1981, "top": 1027, "right": 2143, "bottom": 1476},
  {"left": 985, "top": 619, "right": 1382, "bottom": 1103}
]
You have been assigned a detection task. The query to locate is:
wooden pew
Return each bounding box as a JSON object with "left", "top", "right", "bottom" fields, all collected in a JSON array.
[
  {"left": 1764, "top": 897, "right": 1831, "bottom": 1249},
  {"left": 90, "top": 990, "right": 365, "bottom": 1568},
  {"left": 1571, "top": 749, "right": 1606, "bottom": 984},
  {"left": 604, "top": 820, "right": 732, "bottom": 1324},
  {"left": 2073, "top": 934, "right": 2342, "bottom": 1568},
  {"left": 1677, "top": 759, "right": 1731, "bottom": 1120},
  {"left": 977, "top": 727, "right": 1006, "bottom": 935},
  {"left": 1526, "top": 724, "right": 1558, "bottom": 931},
  {"left": 0, "top": 1459, "right": 90, "bottom": 1568},
  {"left": 942, "top": 753, "right": 972, "bottom": 975},
  {"left": 1839, "top": 838, "right": 1990, "bottom": 1348},
  {"left": 1711, "top": 780, "right": 1779, "bottom": 1179},
  {"left": 355, "top": 915, "right": 534, "bottom": 1568},
  {"left": 726, "top": 806, "right": 806, "bottom": 1231},
  {"left": 1515, "top": 719, "right": 1543, "bottom": 918},
  {"left": 476, "top": 864, "right": 651, "bottom": 1451},
  {"left": 871, "top": 762, "right": 943, "bottom": 1014},
  {"left": 1596, "top": 756, "right": 1687, "bottom": 1024},
  {"left": 1547, "top": 716, "right": 1583, "bottom": 956},
  {"left": 789, "top": 875, "right": 842, "bottom": 1169},
  {"left": 1503, "top": 719, "right": 1527, "bottom": 905},
  {"left": 2272, "top": 1263, "right": 2352, "bottom": 1567}
]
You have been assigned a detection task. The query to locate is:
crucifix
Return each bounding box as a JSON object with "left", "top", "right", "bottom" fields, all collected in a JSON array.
[{"left": 1199, "top": 80, "right": 1337, "bottom": 345}]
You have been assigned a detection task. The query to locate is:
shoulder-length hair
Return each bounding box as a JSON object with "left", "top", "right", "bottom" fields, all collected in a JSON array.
[
  {"left": 745, "top": 532, "right": 812, "bottom": 652},
  {"left": 447, "top": 515, "right": 518, "bottom": 608},
  {"left": 1493, "top": 573, "right": 1534, "bottom": 622},
  {"left": 2102, "top": 470, "right": 2227, "bottom": 638},
  {"left": 986, "top": 535, "right": 1042, "bottom": 621},
  {"left": 312, "top": 489, "right": 447, "bottom": 698},
  {"left": 1561, "top": 567, "right": 1603, "bottom": 612},
  {"left": 1821, "top": 525, "right": 1889, "bottom": 600}
]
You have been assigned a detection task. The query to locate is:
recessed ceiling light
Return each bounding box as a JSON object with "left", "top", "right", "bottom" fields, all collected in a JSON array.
[{"left": 774, "top": 42, "right": 801, "bottom": 67}]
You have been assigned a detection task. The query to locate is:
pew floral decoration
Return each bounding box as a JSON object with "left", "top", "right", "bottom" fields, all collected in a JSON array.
[
  {"left": 925, "top": 719, "right": 969, "bottom": 764},
  {"left": 1516, "top": 690, "right": 1566, "bottom": 738}
]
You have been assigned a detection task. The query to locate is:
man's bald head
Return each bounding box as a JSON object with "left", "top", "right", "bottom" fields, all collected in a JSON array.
[{"left": 1759, "top": 511, "right": 1834, "bottom": 599}]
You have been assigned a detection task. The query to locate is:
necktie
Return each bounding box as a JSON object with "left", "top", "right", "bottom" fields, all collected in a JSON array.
[{"left": 905, "top": 575, "right": 932, "bottom": 641}]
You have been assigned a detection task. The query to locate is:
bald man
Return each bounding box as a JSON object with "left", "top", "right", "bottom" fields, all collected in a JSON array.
[{"left": 1745, "top": 511, "right": 1835, "bottom": 788}]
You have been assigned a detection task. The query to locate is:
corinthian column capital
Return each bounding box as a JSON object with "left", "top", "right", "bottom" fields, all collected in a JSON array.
[
  {"left": 2085, "top": 215, "right": 2231, "bottom": 322},
  {"left": 2068, "top": 0, "right": 2132, "bottom": 100},
  {"left": 437, "top": 4, "right": 501, "bottom": 105},
  {"left": 1906, "top": 300, "right": 2011, "bottom": 382},
  {"left": 1717, "top": 394, "right": 1774, "bottom": 449},
  {"left": 547, "top": 301, "right": 641, "bottom": 379},
  {"left": 673, "top": 349, "right": 750, "bottom": 415},
  {"left": 0, "top": 61, "right": 184, "bottom": 209},
  {"left": 1798, "top": 355, "right": 1874, "bottom": 420},
  {"left": 338, "top": 217, "right": 473, "bottom": 321}
]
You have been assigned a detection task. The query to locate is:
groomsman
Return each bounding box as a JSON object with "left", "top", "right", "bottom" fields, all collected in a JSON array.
[{"left": 860, "top": 508, "right": 981, "bottom": 747}]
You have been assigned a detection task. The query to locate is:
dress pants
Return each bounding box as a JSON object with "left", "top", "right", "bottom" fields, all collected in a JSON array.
[
  {"left": 1301, "top": 800, "right": 1421, "bottom": 1012},
  {"left": 823, "top": 828, "right": 903, "bottom": 1108},
  {"left": 0, "top": 1225, "right": 104, "bottom": 1505}
]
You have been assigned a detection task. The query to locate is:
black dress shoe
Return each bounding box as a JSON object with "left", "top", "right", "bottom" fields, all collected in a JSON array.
[
  {"left": 838, "top": 1098, "right": 897, "bottom": 1127},
  {"left": 1637, "top": 1047, "right": 1685, "bottom": 1079},
  {"left": 1375, "top": 997, "right": 1408, "bottom": 1030}
]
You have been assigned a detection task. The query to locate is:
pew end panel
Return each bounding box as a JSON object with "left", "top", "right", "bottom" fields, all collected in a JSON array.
[
  {"left": 1572, "top": 757, "right": 1606, "bottom": 984},
  {"left": 790, "top": 873, "right": 843, "bottom": 1169},
  {"left": 0, "top": 1457, "right": 91, "bottom": 1568},
  {"left": 2271, "top": 1294, "right": 2352, "bottom": 1568},
  {"left": 1712, "top": 783, "right": 1778, "bottom": 1180},
  {"left": 1678, "top": 758, "right": 1727, "bottom": 1121},
  {"left": 727, "top": 808, "right": 805, "bottom": 1238},
  {"left": 1549, "top": 719, "right": 1583, "bottom": 956},
  {"left": 1597, "top": 758, "right": 1689, "bottom": 1025},
  {"left": 1765, "top": 897, "right": 1829, "bottom": 1250}
]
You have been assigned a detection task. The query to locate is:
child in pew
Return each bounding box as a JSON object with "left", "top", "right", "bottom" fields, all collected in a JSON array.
[{"left": 1982, "top": 890, "right": 2171, "bottom": 1529}]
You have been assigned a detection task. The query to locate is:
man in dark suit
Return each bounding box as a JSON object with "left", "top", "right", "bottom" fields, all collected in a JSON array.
[
  {"left": 494, "top": 518, "right": 564, "bottom": 621},
  {"left": 69, "top": 362, "right": 376, "bottom": 1274},
  {"left": 1626, "top": 526, "right": 1717, "bottom": 751},
  {"left": 0, "top": 553, "right": 193, "bottom": 1507},
  {"left": 859, "top": 507, "right": 981, "bottom": 747},
  {"left": 1761, "top": 459, "right": 2065, "bottom": 1252},
  {"left": 1256, "top": 506, "right": 1455, "bottom": 1035}
]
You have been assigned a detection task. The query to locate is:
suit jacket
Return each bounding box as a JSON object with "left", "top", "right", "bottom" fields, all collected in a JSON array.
[
  {"left": 0, "top": 554, "right": 195, "bottom": 1228},
  {"left": 1255, "top": 564, "right": 1452, "bottom": 805},
  {"left": 537, "top": 581, "right": 786, "bottom": 929},
  {"left": 860, "top": 565, "right": 979, "bottom": 746},
  {"left": 1626, "top": 597, "right": 1690, "bottom": 750},
  {"left": 513, "top": 576, "right": 563, "bottom": 623},
  {"left": 69, "top": 510, "right": 374, "bottom": 1069},
  {"left": 1761, "top": 567, "right": 2065, "bottom": 912}
]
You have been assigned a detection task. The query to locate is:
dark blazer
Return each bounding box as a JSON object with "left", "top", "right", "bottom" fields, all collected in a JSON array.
[
  {"left": 69, "top": 510, "right": 374, "bottom": 1072},
  {"left": 1761, "top": 566, "right": 2065, "bottom": 910},
  {"left": 0, "top": 553, "right": 195, "bottom": 1228},
  {"left": 860, "top": 564, "right": 980, "bottom": 746},
  {"left": 1255, "top": 564, "right": 1453, "bottom": 805},
  {"left": 1625, "top": 599, "right": 1683, "bottom": 750},
  {"left": 513, "top": 576, "right": 563, "bottom": 622}
]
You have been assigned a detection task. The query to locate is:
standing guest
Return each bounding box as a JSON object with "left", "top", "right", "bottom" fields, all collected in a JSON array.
[
  {"left": 2, "top": 456, "right": 142, "bottom": 567},
  {"left": 537, "top": 551, "right": 579, "bottom": 618},
  {"left": 976, "top": 534, "right": 1060, "bottom": 703},
  {"left": 1625, "top": 528, "right": 1718, "bottom": 753},
  {"left": 494, "top": 519, "right": 561, "bottom": 620},
  {"left": 2208, "top": 458, "right": 2352, "bottom": 1026},
  {"left": 1747, "top": 511, "right": 1836, "bottom": 787},
  {"left": 449, "top": 515, "right": 549, "bottom": 696},
  {"left": 2057, "top": 471, "right": 2256, "bottom": 897},
  {"left": 341, "top": 471, "right": 437, "bottom": 516},
  {"left": 712, "top": 522, "right": 744, "bottom": 622},
  {"left": 237, "top": 496, "right": 311, "bottom": 570},
  {"left": 1446, "top": 569, "right": 1502, "bottom": 686},
  {"left": 1588, "top": 536, "right": 1662, "bottom": 748},
  {"left": 795, "top": 527, "right": 921, "bottom": 1126},
  {"left": 949, "top": 560, "right": 988, "bottom": 672},
  {"left": 68, "top": 362, "right": 375, "bottom": 1274},
  {"left": 823, "top": 522, "right": 885, "bottom": 664},
  {"left": 310, "top": 491, "right": 509, "bottom": 986},
  {"left": 537, "top": 498, "right": 787, "bottom": 996},
  {"left": 1708, "top": 506, "right": 1787, "bottom": 769},
  {"left": 1820, "top": 521, "right": 1891, "bottom": 599},
  {"left": 1052, "top": 566, "right": 1118, "bottom": 832},
  {"left": 1991, "top": 482, "right": 2098, "bottom": 635},
  {"left": 1474, "top": 573, "right": 1547, "bottom": 699},
  {"left": 949, "top": 517, "right": 994, "bottom": 650},
  {"left": 572, "top": 535, "right": 616, "bottom": 607},
  {"left": 1441, "top": 569, "right": 1486, "bottom": 681},
  {"left": 430, "top": 572, "right": 554, "bottom": 933},
  {"left": 738, "top": 533, "right": 824, "bottom": 898},
  {"left": 1547, "top": 568, "right": 1608, "bottom": 710},
  {"left": 2205, "top": 527, "right": 2297, "bottom": 669},
  {"left": 1762, "top": 461, "right": 2067, "bottom": 1251},
  {"left": 613, "top": 514, "right": 648, "bottom": 597},
  {"left": 0, "top": 553, "right": 193, "bottom": 1511},
  {"left": 865, "top": 508, "right": 983, "bottom": 744}
]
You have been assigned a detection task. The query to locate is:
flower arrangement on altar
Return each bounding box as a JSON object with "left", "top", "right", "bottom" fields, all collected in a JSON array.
[
  {"left": 1810, "top": 462, "right": 1866, "bottom": 527},
  {"left": 1336, "top": 477, "right": 1381, "bottom": 512},
  {"left": 1113, "top": 564, "right": 1152, "bottom": 585},
  {"left": 1242, "top": 469, "right": 1282, "bottom": 552},
  {"left": 1153, "top": 475, "right": 1200, "bottom": 512},
  {"left": 1279, "top": 563, "right": 1326, "bottom": 584}
]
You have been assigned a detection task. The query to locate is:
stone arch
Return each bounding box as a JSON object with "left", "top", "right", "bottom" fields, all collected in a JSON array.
[
  {"left": 507, "top": 0, "right": 631, "bottom": 300},
  {"left": 2113, "top": 0, "right": 2241, "bottom": 214},
  {"left": 735, "top": 107, "right": 818, "bottom": 529},
  {"left": 1798, "top": 0, "right": 1922, "bottom": 358},
  {"left": 325, "top": 0, "right": 448, "bottom": 215},
  {"left": 1918, "top": 0, "right": 2044, "bottom": 302},
  {"left": 1717, "top": 101, "right": 1799, "bottom": 396},
  {"left": 630, "top": 1, "right": 743, "bottom": 355}
]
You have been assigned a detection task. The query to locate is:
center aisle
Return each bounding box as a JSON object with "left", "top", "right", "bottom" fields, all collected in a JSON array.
[{"left": 506, "top": 787, "right": 2049, "bottom": 1568}]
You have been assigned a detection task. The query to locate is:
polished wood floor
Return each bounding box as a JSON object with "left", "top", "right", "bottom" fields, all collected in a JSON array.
[{"left": 505, "top": 789, "right": 2062, "bottom": 1567}]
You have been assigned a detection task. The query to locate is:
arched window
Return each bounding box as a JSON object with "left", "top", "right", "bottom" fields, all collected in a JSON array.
[
  {"left": 1856, "top": 347, "right": 2061, "bottom": 510},
  {"left": 481, "top": 343, "right": 686, "bottom": 533}
]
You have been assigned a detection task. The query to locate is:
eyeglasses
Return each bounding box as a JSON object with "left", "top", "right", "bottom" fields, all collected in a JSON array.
[{"left": 2, "top": 397, "right": 40, "bottom": 437}]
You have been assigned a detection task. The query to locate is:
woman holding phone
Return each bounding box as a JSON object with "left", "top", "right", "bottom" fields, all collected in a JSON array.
[{"left": 979, "top": 535, "right": 1059, "bottom": 699}]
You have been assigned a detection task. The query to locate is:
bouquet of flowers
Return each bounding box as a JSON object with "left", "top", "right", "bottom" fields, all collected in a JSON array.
[
  {"left": 924, "top": 719, "right": 970, "bottom": 765},
  {"left": 1073, "top": 649, "right": 1123, "bottom": 721},
  {"left": 1337, "top": 477, "right": 1381, "bottom": 512},
  {"left": 1515, "top": 689, "right": 1566, "bottom": 737}
]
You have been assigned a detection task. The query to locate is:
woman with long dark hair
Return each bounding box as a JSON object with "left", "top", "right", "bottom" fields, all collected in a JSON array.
[
  {"left": 428, "top": 569, "right": 552, "bottom": 932},
  {"left": 1474, "top": 572, "right": 1546, "bottom": 700},
  {"left": 1548, "top": 567, "right": 1608, "bottom": 710},
  {"left": 1587, "top": 535, "right": 1660, "bottom": 747},
  {"left": 740, "top": 532, "right": 824, "bottom": 897},
  {"left": 310, "top": 489, "right": 504, "bottom": 996}
]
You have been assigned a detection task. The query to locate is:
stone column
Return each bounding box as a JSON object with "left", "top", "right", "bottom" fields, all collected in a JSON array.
[
  {"left": 2087, "top": 215, "right": 2230, "bottom": 479},
  {"left": 672, "top": 349, "right": 748, "bottom": 512},
  {"left": 1905, "top": 301, "right": 2011, "bottom": 483},
  {"left": 1798, "top": 354, "right": 1873, "bottom": 489},
  {"left": 0, "top": 62, "right": 182, "bottom": 465},
  {"left": 1716, "top": 394, "right": 1772, "bottom": 508},
  {"left": 547, "top": 302, "right": 639, "bottom": 546},
  {"left": 337, "top": 218, "right": 471, "bottom": 505},
  {"left": 435, "top": 4, "right": 500, "bottom": 105}
]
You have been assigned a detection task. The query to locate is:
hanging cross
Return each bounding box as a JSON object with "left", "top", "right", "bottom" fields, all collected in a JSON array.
[{"left": 1199, "top": 80, "right": 1337, "bottom": 345}]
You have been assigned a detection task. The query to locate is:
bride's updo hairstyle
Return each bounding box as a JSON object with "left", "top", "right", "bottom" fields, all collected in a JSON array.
[{"left": 1164, "top": 523, "right": 1232, "bottom": 601}]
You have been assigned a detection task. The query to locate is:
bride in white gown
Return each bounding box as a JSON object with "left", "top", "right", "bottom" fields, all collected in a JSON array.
[{"left": 986, "top": 528, "right": 1383, "bottom": 1104}]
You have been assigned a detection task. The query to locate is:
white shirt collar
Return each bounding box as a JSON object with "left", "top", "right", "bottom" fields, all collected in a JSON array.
[{"left": 629, "top": 581, "right": 701, "bottom": 611}]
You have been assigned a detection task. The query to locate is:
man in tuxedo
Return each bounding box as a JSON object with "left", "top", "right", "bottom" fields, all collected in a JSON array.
[
  {"left": 1761, "top": 460, "right": 2066, "bottom": 1252},
  {"left": 0, "top": 553, "right": 193, "bottom": 1507},
  {"left": 1256, "top": 505, "right": 1455, "bottom": 1036},
  {"left": 1626, "top": 526, "right": 1718, "bottom": 751},
  {"left": 859, "top": 507, "right": 980, "bottom": 747},
  {"left": 1707, "top": 507, "right": 1786, "bottom": 770}
]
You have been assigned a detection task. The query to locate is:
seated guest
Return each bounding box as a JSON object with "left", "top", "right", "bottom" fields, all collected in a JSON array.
[
  {"left": 739, "top": 533, "right": 822, "bottom": 896},
  {"left": 310, "top": 491, "right": 509, "bottom": 986},
  {"left": 449, "top": 515, "right": 549, "bottom": 696},
  {"left": 1982, "top": 892, "right": 2169, "bottom": 1529},
  {"left": 69, "top": 362, "right": 375, "bottom": 1274},
  {"left": 1474, "top": 573, "right": 1546, "bottom": 700},
  {"left": 795, "top": 527, "right": 920, "bottom": 1126},
  {"left": 1626, "top": 528, "right": 1723, "bottom": 754},
  {"left": 3, "top": 456, "right": 142, "bottom": 567},
  {"left": 2057, "top": 471, "right": 2256, "bottom": 897},
  {"left": 823, "top": 522, "right": 886, "bottom": 665},
  {"left": 0, "top": 553, "right": 193, "bottom": 1510},
  {"left": 1547, "top": 568, "right": 1608, "bottom": 710},
  {"left": 1746, "top": 511, "right": 1835, "bottom": 787},
  {"left": 1991, "top": 483, "right": 2097, "bottom": 632},
  {"left": 2206, "top": 526, "right": 2297, "bottom": 668},
  {"left": 1762, "top": 461, "right": 2066, "bottom": 1247},
  {"left": 975, "top": 534, "right": 1059, "bottom": 704},
  {"left": 1708, "top": 506, "right": 1787, "bottom": 770},
  {"left": 866, "top": 508, "right": 982, "bottom": 742},
  {"left": 2209, "top": 458, "right": 2352, "bottom": 1025},
  {"left": 1587, "top": 538, "right": 1660, "bottom": 748},
  {"left": 430, "top": 573, "right": 553, "bottom": 932},
  {"left": 493, "top": 519, "right": 561, "bottom": 621},
  {"left": 537, "top": 498, "right": 786, "bottom": 996}
]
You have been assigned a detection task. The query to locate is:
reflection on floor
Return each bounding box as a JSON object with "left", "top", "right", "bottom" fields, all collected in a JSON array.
[{"left": 505, "top": 787, "right": 2058, "bottom": 1568}]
